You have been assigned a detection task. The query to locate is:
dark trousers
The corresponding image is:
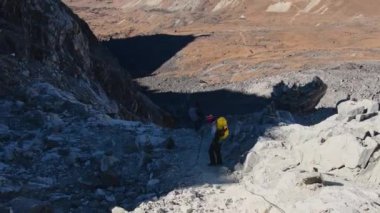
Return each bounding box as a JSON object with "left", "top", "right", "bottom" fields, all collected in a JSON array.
[{"left": 209, "top": 141, "right": 222, "bottom": 165}]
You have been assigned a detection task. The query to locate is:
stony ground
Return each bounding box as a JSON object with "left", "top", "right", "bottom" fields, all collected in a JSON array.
[
  {"left": 0, "top": 81, "right": 198, "bottom": 212},
  {"left": 3, "top": 80, "right": 380, "bottom": 212},
  {"left": 2, "top": 0, "right": 380, "bottom": 212},
  {"left": 114, "top": 99, "right": 380, "bottom": 213}
]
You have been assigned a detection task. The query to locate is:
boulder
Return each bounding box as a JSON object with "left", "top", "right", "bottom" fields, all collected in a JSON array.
[
  {"left": 112, "top": 207, "right": 127, "bottom": 213},
  {"left": 361, "top": 155, "right": 380, "bottom": 184},
  {"left": 337, "top": 100, "right": 379, "bottom": 121},
  {"left": 360, "top": 99, "right": 379, "bottom": 113},
  {"left": 300, "top": 134, "right": 378, "bottom": 171},
  {"left": 356, "top": 112, "right": 378, "bottom": 122},
  {"left": 337, "top": 103, "right": 366, "bottom": 121},
  {"left": 271, "top": 76, "right": 327, "bottom": 112},
  {"left": 302, "top": 173, "right": 323, "bottom": 185},
  {"left": 243, "top": 151, "right": 260, "bottom": 173}
]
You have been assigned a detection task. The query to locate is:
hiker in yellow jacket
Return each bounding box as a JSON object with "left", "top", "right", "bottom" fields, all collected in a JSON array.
[{"left": 208, "top": 116, "right": 229, "bottom": 166}]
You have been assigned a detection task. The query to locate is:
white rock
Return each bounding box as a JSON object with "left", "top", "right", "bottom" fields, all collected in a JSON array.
[
  {"left": 360, "top": 99, "right": 379, "bottom": 113},
  {"left": 362, "top": 158, "right": 380, "bottom": 185},
  {"left": 337, "top": 100, "right": 379, "bottom": 121},
  {"left": 356, "top": 112, "right": 378, "bottom": 122},
  {"left": 111, "top": 207, "right": 127, "bottom": 213},
  {"left": 300, "top": 134, "right": 377, "bottom": 171},
  {"left": 243, "top": 151, "right": 259, "bottom": 173},
  {"left": 359, "top": 137, "right": 379, "bottom": 166},
  {"left": 337, "top": 102, "right": 365, "bottom": 120},
  {"left": 129, "top": 99, "right": 380, "bottom": 213}
]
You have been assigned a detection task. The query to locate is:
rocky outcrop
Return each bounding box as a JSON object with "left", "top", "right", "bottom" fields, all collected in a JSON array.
[
  {"left": 272, "top": 76, "right": 327, "bottom": 113},
  {"left": 241, "top": 99, "right": 380, "bottom": 212},
  {"left": 125, "top": 99, "right": 380, "bottom": 213},
  {"left": 0, "top": 94, "right": 194, "bottom": 211},
  {"left": 0, "top": 0, "right": 173, "bottom": 126}
]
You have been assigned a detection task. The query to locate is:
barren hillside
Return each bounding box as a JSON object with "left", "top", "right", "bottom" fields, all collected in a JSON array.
[{"left": 63, "top": 0, "right": 380, "bottom": 89}]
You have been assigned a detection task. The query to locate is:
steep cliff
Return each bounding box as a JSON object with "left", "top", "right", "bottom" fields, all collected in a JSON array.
[{"left": 0, "top": 0, "right": 173, "bottom": 126}]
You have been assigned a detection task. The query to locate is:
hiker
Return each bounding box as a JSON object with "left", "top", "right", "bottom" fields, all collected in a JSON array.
[
  {"left": 208, "top": 116, "right": 229, "bottom": 166},
  {"left": 188, "top": 102, "right": 204, "bottom": 130}
]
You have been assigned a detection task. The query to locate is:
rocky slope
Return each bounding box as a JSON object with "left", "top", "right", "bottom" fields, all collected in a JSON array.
[
  {"left": 0, "top": 0, "right": 187, "bottom": 211},
  {"left": 0, "top": 0, "right": 172, "bottom": 126},
  {"left": 0, "top": 87, "right": 198, "bottom": 211},
  {"left": 120, "top": 99, "right": 380, "bottom": 213},
  {"left": 2, "top": 0, "right": 380, "bottom": 212}
]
